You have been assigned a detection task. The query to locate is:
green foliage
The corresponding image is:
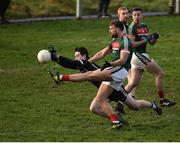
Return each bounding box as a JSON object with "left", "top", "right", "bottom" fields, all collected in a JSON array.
[
  {"left": 0, "top": 16, "right": 180, "bottom": 141},
  {"left": 115, "top": 0, "right": 169, "bottom": 12},
  {"left": 6, "top": 0, "right": 169, "bottom": 18}
]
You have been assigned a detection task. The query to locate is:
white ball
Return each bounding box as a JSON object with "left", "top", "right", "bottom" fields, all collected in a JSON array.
[{"left": 37, "top": 49, "right": 51, "bottom": 63}]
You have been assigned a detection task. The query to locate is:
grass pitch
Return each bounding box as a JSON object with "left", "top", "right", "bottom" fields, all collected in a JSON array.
[{"left": 0, "top": 16, "right": 180, "bottom": 141}]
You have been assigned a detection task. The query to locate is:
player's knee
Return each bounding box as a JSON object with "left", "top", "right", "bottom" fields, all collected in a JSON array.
[
  {"left": 156, "top": 69, "right": 164, "bottom": 79},
  {"left": 89, "top": 99, "right": 100, "bottom": 113},
  {"left": 89, "top": 103, "right": 95, "bottom": 113}
]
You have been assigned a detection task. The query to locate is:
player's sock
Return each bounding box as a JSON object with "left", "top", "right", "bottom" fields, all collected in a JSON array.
[
  {"left": 151, "top": 101, "right": 162, "bottom": 115},
  {"left": 151, "top": 102, "right": 157, "bottom": 109},
  {"left": 110, "top": 114, "right": 119, "bottom": 123},
  {"left": 110, "top": 114, "right": 125, "bottom": 129},
  {"left": 59, "top": 75, "right": 70, "bottom": 81},
  {"left": 158, "top": 90, "right": 164, "bottom": 102}
]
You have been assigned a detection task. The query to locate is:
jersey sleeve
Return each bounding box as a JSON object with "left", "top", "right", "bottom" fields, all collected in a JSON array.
[
  {"left": 58, "top": 55, "right": 81, "bottom": 69},
  {"left": 129, "top": 22, "right": 136, "bottom": 36},
  {"left": 121, "top": 36, "right": 132, "bottom": 52}
]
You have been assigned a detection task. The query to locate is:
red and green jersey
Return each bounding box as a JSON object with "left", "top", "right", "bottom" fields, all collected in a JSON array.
[
  {"left": 109, "top": 35, "right": 133, "bottom": 70},
  {"left": 129, "top": 22, "right": 149, "bottom": 53}
]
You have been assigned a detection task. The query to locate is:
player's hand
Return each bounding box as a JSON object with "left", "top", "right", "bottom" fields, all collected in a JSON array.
[
  {"left": 48, "top": 45, "right": 57, "bottom": 61},
  {"left": 101, "top": 61, "right": 111, "bottom": 71},
  {"left": 151, "top": 32, "right": 159, "bottom": 40},
  {"left": 148, "top": 32, "right": 159, "bottom": 45},
  {"left": 142, "top": 35, "right": 153, "bottom": 43}
]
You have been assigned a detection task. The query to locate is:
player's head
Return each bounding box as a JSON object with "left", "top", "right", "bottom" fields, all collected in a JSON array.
[
  {"left": 117, "top": 7, "right": 129, "bottom": 23},
  {"left": 131, "top": 7, "right": 143, "bottom": 24},
  {"left": 109, "top": 20, "right": 124, "bottom": 38},
  {"left": 74, "top": 47, "right": 89, "bottom": 60}
]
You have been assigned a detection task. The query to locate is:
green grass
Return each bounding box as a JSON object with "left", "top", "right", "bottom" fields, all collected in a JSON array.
[
  {"left": 0, "top": 16, "right": 180, "bottom": 141},
  {"left": 7, "top": 0, "right": 170, "bottom": 18}
]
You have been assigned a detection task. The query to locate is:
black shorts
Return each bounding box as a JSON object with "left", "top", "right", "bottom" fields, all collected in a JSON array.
[{"left": 108, "top": 86, "right": 128, "bottom": 102}]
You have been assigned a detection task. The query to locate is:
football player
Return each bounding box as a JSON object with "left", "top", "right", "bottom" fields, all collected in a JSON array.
[{"left": 125, "top": 7, "right": 175, "bottom": 107}]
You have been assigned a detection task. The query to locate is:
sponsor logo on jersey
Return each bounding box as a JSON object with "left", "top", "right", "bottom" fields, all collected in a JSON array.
[
  {"left": 137, "top": 27, "right": 148, "bottom": 36},
  {"left": 112, "top": 41, "right": 120, "bottom": 50}
]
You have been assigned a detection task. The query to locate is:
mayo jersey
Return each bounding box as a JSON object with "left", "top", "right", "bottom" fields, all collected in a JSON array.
[
  {"left": 109, "top": 35, "right": 133, "bottom": 70},
  {"left": 123, "top": 22, "right": 128, "bottom": 34},
  {"left": 129, "top": 22, "right": 149, "bottom": 53}
]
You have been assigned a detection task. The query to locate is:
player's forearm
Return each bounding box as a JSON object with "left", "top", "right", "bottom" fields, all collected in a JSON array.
[
  {"left": 110, "top": 52, "right": 129, "bottom": 66},
  {"left": 132, "top": 40, "right": 146, "bottom": 48},
  {"left": 58, "top": 56, "right": 78, "bottom": 69},
  {"left": 88, "top": 52, "right": 105, "bottom": 63},
  {"left": 110, "top": 59, "right": 127, "bottom": 67},
  {"left": 89, "top": 46, "right": 111, "bottom": 63},
  {"left": 129, "top": 34, "right": 146, "bottom": 48}
]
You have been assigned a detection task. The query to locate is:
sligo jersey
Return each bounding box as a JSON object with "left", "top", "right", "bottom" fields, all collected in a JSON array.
[
  {"left": 109, "top": 35, "right": 133, "bottom": 71},
  {"left": 57, "top": 55, "right": 101, "bottom": 87},
  {"left": 129, "top": 22, "right": 149, "bottom": 53}
]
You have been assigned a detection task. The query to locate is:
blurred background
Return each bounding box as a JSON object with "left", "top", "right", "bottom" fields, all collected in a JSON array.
[{"left": 5, "top": 0, "right": 172, "bottom": 19}]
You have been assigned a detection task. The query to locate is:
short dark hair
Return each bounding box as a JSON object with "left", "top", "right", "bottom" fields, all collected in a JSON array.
[
  {"left": 110, "top": 20, "right": 124, "bottom": 31},
  {"left": 74, "top": 47, "right": 89, "bottom": 59},
  {"left": 131, "top": 7, "right": 143, "bottom": 13}
]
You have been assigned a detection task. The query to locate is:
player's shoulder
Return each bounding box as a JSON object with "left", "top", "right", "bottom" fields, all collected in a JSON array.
[
  {"left": 76, "top": 59, "right": 87, "bottom": 64},
  {"left": 140, "top": 22, "right": 148, "bottom": 27},
  {"left": 121, "top": 36, "right": 132, "bottom": 47},
  {"left": 129, "top": 22, "right": 135, "bottom": 28},
  {"left": 111, "top": 37, "right": 117, "bottom": 42},
  {"left": 80, "top": 59, "right": 100, "bottom": 70},
  {"left": 129, "top": 22, "right": 136, "bottom": 33},
  {"left": 109, "top": 37, "right": 118, "bottom": 46},
  {"left": 122, "top": 34, "right": 130, "bottom": 40}
]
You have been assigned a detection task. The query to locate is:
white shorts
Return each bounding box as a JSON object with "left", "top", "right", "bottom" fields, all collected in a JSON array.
[
  {"left": 131, "top": 53, "right": 150, "bottom": 70},
  {"left": 102, "top": 66, "right": 128, "bottom": 91}
]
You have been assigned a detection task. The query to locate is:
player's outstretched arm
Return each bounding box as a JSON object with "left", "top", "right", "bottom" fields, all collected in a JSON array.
[
  {"left": 48, "top": 45, "right": 81, "bottom": 70},
  {"left": 57, "top": 55, "right": 81, "bottom": 70},
  {"left": 88, "top": 46, "right": 111, "bottom": 63}
]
